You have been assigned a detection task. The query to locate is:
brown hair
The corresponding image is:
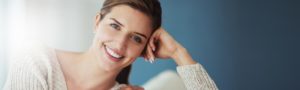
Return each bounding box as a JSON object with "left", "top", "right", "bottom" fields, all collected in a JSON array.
[
  {"left": 99, "top": 0, "right": 162, "bottom": 84},
  {"left": 100, "top": 0, "right": 162, "bottom": 31}
]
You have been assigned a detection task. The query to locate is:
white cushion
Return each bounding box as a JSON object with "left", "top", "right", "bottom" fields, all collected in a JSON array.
[{"left": 142, "top": 70, "right": 186, "bottom": 90}]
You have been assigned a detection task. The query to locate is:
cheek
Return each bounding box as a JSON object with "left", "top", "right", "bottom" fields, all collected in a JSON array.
[
  {"left": 94, "top": 27, "right": 115, "bottom": 43},
  {"left": 126, "top": 44, "right": 146, "bottom": 58}
]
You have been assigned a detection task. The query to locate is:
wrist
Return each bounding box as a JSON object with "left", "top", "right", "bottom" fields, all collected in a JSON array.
[{"left": 171, "top": 45, "right": 196, "bottom": 66}]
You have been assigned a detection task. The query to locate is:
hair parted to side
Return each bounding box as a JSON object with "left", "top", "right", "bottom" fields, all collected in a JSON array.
[
  {"left": 100, "top": 0, "right": 162, "bottom": 31},
  {"left": 98, "top": 0, "right": 162, "bottom": 84}
]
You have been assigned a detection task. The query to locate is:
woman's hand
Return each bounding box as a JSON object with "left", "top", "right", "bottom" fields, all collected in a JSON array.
[
  {"left": 144, "top": 27, "right": 196, "bottom": 66},
  {"left": 113, "top": 84, "right": 144, "bottom": 90},
  {"left": 119, "top": 85, "right": 144, "bottom": 90}
]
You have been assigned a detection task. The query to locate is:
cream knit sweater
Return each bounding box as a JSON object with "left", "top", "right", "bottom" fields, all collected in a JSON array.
[{"left": 3, "top": 46, "right": 218, "bottom": 90}]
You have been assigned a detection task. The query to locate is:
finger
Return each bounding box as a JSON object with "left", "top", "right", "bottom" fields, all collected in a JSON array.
[
  {"left": 122, "top": 86, "right": 133, "bottom": 90},
  {"left": 146, "top": 45, "right": 155, "bottom": 63},
  {"left": 114, "top": 84, "right": 130, "bottom": 90},
  {"left": 149, "top": 29, "right": 161, "bottom": 52},
  {"left": 143, "top": 54, "right": 148, "bottom": 62},
  {"left": 132, "top": 86, "right": 144, "bottom": 90},
  {"left": 124, "top": 85, "right": 136, "bottom": 90},
  {"left": 145, "top": 46, "right": 151, "bottom": 62},
  {"left": 143, "top": 49, "right": 151, "bottom": 62},
  {"left": 149, "top": 35, "right": 156, "bottom": 52}
]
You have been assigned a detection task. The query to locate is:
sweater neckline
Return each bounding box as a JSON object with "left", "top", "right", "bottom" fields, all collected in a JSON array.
[{"left": 49, "top": 48, "right": 119, "bottom": 90}]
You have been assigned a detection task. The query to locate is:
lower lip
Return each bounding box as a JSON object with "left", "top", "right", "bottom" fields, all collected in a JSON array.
[{"left": 104, "top": 45, "right": 121, "bottom": 62}]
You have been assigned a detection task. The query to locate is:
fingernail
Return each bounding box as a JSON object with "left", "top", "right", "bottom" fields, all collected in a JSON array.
[
  {"left": 152, "top": 47, "right": 155, "bottom": 51},
  {"left": 149, "top": 59, "right": 153, "bottom": 63},
  {"left": 150, "top": 58, "right": 155, "bottom": 64},
  {"left": 152, "top": 57, "right": 155, "bottom": 61}
]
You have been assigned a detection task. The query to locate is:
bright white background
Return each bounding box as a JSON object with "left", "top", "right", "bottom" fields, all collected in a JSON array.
[{"left": 0, "top": 0, "right": 103, "bottom": 88}]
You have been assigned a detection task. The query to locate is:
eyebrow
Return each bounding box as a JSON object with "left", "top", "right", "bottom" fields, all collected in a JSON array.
[
  {"left": 110, "top": 18, "right": 124, "bottom": 27},
  {"left": 134, "top": 32, "right": 147, "bottom": 39},
  {"left": 110, "top": 18, "right": 148, "bottom": 39}
]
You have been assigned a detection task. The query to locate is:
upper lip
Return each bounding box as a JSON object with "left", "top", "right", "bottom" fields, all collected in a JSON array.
[{"left": 105, "top": 45, "right": 124, "bottom": 58}]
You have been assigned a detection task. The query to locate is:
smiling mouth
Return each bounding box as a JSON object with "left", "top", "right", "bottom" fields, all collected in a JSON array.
[{"left": 104, "top": 45, "right": 124, "bottom": 62}]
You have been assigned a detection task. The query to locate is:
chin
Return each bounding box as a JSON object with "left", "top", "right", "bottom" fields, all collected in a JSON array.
[{"left": 97, "top": 58, "right": 119, "bottom": 71}]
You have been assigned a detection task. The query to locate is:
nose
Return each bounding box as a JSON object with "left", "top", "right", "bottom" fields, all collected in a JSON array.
[{"left": 115, "top": 34, "right": 128, "bottom": 52}]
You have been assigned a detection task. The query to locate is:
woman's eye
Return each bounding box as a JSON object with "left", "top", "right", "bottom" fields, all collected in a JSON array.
[
  {"left": 110, "top": 23, "right": 120, "bottom": 30},
  {"left": 132, "top": 35, "right": 142, "bottom": 43}
]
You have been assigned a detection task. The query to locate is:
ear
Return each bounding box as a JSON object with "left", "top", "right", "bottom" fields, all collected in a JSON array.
[{"left": 94, "top": 12, "right": 102, "bottom": 33}]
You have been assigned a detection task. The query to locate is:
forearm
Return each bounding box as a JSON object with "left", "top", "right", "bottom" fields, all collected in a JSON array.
[
  {"left": 173, "top": 45, "right": 218, "bottom": 89},
  {"left": 176, "top": 63, "right": 219, "bottom": 90},
  {"left": 171, "top": 43, "right": 197, "bottom": 66}
]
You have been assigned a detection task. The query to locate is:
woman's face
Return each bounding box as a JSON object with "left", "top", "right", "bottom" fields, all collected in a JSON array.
[{"left": 91, "top": 5, "right": 152, "bottom": 71}]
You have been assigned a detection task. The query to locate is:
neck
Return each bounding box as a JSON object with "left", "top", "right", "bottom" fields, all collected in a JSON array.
[{"left": 57, "top": 49, "right": 121, "bottom": 90}]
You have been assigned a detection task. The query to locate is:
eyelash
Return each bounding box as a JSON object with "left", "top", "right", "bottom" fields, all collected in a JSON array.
[
  {"left": 110, "top": 23, "right": 120, "bottom": 30},
  {"left": 109, "top": 23, "right": 143, "bottom": 44},
  {"left": 131, "top": 35, "right": 143, "bottom": 44}
]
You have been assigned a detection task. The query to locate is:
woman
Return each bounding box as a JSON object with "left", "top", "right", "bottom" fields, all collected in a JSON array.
[{"left": 4, "top": 0, "right": 218, "bottom": 90}]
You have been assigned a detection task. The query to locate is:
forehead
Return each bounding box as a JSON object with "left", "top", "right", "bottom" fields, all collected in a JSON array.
[{"left": 104, "top": 5, "right": 152, "bottom": 36}]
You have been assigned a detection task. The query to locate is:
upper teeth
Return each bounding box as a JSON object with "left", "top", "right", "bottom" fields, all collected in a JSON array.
[{"left": 105, "top": 46, "right": 122, "bottom": 58}]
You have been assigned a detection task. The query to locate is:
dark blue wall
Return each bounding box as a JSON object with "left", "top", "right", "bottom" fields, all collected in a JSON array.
[{"left": 130, "top": 0, "right": 300, "bottom": 90}]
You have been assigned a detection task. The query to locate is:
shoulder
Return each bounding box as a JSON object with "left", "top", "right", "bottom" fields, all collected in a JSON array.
[
  {"left": 8, "top": 43, "right": 58, "bottom": 79},
  {"left": 4, "top": 43, "right": 59, "bottom": 89}
]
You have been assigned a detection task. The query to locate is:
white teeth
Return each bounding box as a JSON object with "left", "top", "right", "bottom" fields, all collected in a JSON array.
[{"left": 105, "top": 46, "right": 122, "bottom": 58}]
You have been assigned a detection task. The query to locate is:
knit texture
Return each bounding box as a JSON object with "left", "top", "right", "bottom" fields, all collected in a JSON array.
[
  {"left": 177, "top": 63, "right": 218, "bottom": 90},
  {"left": 3, "top": 45, "right": 67, "bottom": 90},
  {"left": 4, "top": 45, "right": 218, "bottom": 90}
]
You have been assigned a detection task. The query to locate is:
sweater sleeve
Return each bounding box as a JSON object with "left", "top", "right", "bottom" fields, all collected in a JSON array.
[
  {"left": 176, "top": 63, "right": 218, "bottom": 90},
  {"left": 3, "top": 55, "right": 48, "bottom": 90}
]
